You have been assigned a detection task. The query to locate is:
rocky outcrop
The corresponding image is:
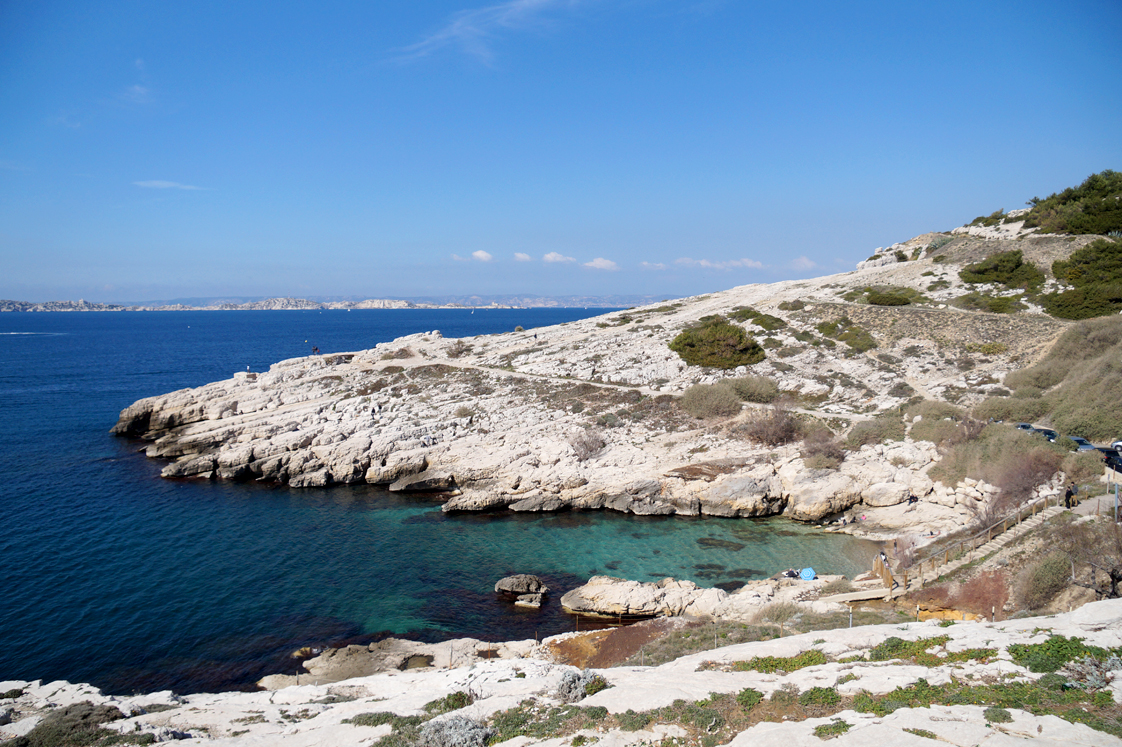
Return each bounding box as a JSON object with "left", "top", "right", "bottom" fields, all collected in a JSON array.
[
  {"left": 112, "top": 228, "right": 1074, "bottom": 533},
  {"left": 560, "top": 576, "right": 730, "bottom": 618},
  {"left": 495, "top": 574, "right": 549, "bottom": 595}
]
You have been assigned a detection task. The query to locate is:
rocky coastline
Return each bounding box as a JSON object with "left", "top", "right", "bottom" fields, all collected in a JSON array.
[
  {"left": 4, "top": 600, "right": 1122, "bottom": 745},
  {"left": 111, "top": 227, "right": 1078, "bottom": 543}
]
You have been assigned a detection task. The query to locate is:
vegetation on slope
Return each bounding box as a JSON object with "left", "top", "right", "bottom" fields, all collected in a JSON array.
[
  {"left": 1021, "top": 169, "right": 1122, "bottom": 235},
  {"left": 668, "top": 315, "right": 765, "bottom": 369},
  {"left": 1044, "top": 237, "right": 1122, "bottom": 319},
  {"left": 958, "top": 249, "right": 1045, "bottom": 292},
  {"left": 971, "top": 315, "right": 1122, "bottom": 440}
]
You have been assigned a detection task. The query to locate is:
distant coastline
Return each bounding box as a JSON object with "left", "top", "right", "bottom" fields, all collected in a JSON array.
[{"left": 0, "top": 294, "right": 660, "bottom": 312}]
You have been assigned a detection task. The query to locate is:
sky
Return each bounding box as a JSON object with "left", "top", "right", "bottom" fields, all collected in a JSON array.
[{"left": 1, "top": 1, "right": 1120, "bottom": 303}]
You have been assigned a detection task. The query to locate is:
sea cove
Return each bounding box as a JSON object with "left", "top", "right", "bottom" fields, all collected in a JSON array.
[{"left": 0, "top": 310, "right": 874, "bottom": 695}]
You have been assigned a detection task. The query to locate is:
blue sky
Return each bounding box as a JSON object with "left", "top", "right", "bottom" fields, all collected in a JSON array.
[{"left": 1, "top": 1, "right": 1120, "bottom": 303}]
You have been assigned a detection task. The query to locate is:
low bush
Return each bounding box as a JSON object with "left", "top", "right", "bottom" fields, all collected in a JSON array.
[
  {"left": 846, "top": 414, "right": 905, "bottom": 448},
  {"left": 668, "top": 316, "right": 766, "bottom": 369},
  {"left": 799, "top": 687, "right": 841, "bottom": 707},
  {"left": 679, "top": 383, "right": 742, "bottom": 418},
  {"left": 736, "top": 688, "right": 764, "bottom": 709},
  {"left": 736, "top": 404, "right": 803, "bottom": 446},
  {"left": 952, "top": 292, "right": 1025, "bottom": 314},
  {"left": 1016, "top": 552, "right": 1071, "bottom": 610},
  {"left": 984, "top": 706, "right": 1013, "bottom": 723},
  {"left": 729, "top": 306, "right": 787, "bottom": 330},
  {"left": 815, "top": 316, "right": 877, "bottom": 352},
  {"left": 801, "top": 428, "right": 844, "bottom": 469},
  {"left": 778, "top": 300, "right": 805, "bottom": 311},
  {"left": 8, "top": 702, "right": 132, "bottom": 747},
  {"left": 905, "top": 400, "right": 965, "bottom": 422},
  {"left": 971, "top": 396, "right": 1049, "bottom": 424},
  {"left": 868, "top": 291, "right": 912, "bottom": 306},
  {"left": 734, "top": 649, "right": 827, "bottom": 673},
  {"left": 419, "top": 716, "right": 493, "bottom": 747},
  {"left": 959, "top": 249, "right": 1045, "bottom": 291},
  {"left": 931, "top": 424, "right": 1062, "bottom": 500},
  {"left": 727, "top": 375, "right": 780, "bottom": 403},
  {"left": 1008, "top": 635, "right": 1115, "bottom": 673}
]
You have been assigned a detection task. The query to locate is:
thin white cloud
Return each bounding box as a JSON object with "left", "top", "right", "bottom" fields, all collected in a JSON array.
[
  {"left": 47, "top": 113, "right": 81, "bottom": 129},
  {"left": 514, "top": 252, "right": 532, "bottom": 261},
  {"left": 394, "top": 0, "right": 580, "bottom": 63},
  {"left": 472, "top": 250, "right": 494, "bottom": 262},
  {"left": 640, "top": 261, "right": 667, "bottom": 270},
  {"left": 791, "top": 256, "right": 817, "bottom": 270},
  {"left": 120, "top": 85, "right": 152, "bottom": 104},
  {"left": 452, "top": 253, "right": 469, "bottom": 261},
  {"left": 584, "top": 257, "right": 619, "bottom": 271},
  {"left": 133, "top": 180, "right": 203, "bottom": 190},
  {"left": 543, "top": 251, "right": 575, "bottom": 263},
  {"left": 674, "top": 258, "right": 764, "bottom": 270}
]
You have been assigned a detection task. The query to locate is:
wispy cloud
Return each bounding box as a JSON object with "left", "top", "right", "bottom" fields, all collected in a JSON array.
[
  {"left": 47, "top": 113, "right": 82, "bottom": 129},
  {"left": 584, "top": 257, "right": 618, "bottom": 270},
  {"left": 791, "top": 256, "right": 817, "bottom": 270},
  {"left": 133, "top": 180, "right": 203, "bottom": 190},
  {"left": 640, "top": 261, "right": 667, "bottom": 270},
  {"left": 394, "top": 0, "right": 581, "bottom": 63},
  {"left": 543, "top": 251, "right": 575, "bottom": 263},
  {"left": 472, "top": 250, "right": 494, "bottom": 261},
  {"left": 120, "top": 85, "right": 153, "bottom": 104},
  {"left": 514, "top": 252, "right": 532, "bottom": 261},
  {"left": 675, "top": 257, "right": 764, "bottom": 270}
]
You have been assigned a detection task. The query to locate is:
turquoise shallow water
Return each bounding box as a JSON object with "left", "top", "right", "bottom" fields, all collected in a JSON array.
[{"left": 0, "top": 310, "right": 875, "bottom": 693}]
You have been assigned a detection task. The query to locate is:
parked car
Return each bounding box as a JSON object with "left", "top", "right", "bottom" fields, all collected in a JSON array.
[
  {"left": 1068, "top": 436, "right": 1096, "bottom": 451},
  {"left": 1032, "top": 428, "right": 1058, "bottom": 442},
  {"left": 1106, "top": 453, "right": 1122, "bottom": 472},
  {"left": 1095, "top": 446, "right": 1120, "bottom": 458},
  {"left": 1112, "top": 440, "right": 1122, "bottom": 451},
  {"left": 1015, "top": 423, "right": 1035, "bottom": 432}
]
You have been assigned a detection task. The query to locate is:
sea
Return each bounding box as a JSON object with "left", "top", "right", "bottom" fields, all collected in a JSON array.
[{"left": 0, "top": 309, "right": 876, "bottom": 695}]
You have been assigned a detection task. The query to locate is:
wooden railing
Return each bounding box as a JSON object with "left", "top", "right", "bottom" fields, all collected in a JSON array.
[{"left": 883, "top": 493, "right": 1058, "bottom": 594}]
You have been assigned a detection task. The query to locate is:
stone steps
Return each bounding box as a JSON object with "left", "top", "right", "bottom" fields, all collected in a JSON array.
[{"left": 819, "top": 505, "right": 1065, "bottom": 604}]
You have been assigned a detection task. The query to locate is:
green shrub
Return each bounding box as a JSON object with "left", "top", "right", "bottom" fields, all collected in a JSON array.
[
  {"left": 727, "top": 375, "right": 780, "bottom": 403},
  {"left": 970, "top": 208, "right": 1007, "bottom": 227},
  {"left": 799, "top": 687, "right": 841, "bottom": 707},
  {"left": 0, "top": 689, "right": 23, "bottom": 699},
  {"left": 952, "top": 292, "right": 1025, "bottom": 313},
  {"left": 815, "top": 317, "right": 877, "bottom": 352},
  {"left": 679, "top": 383, "right": 743, "bottom": 419},
  {"left": 425, "top": 690, "right": 473, "bottom": 714},
  {"left": 734, "top": 649, "right": 827, "bottom": 673},
  {"left": 867, "top": 291, "right": 912, "bottom": 306},
  {"left": 778, "top": 300, "right": 805, "bottom": 311},
  {"left": 959, "top": 250, "right": 1045, "bottom": 291},
  {"left": 984, "top": 706, "right": 1013, "bottom": 723},
  {"left": 813, "top": 719, "right": 851, "bottom": 739},
  {"left": 1008, "top": 635, "right": 1111, "bottom": 673},
  {"left": 668, "top": 316, "right": 766, "bottom": 369},
  {"left": 736, "top": 688, "right": 764, "bottom": 710},
  {"left": 729, "top": 306, "right": 787, "bottom": 331},
  {"left": 1044, "top": 237, "right": 1122, "bottom": 318},
  {"left": 1016, "top": 552, "right": 1071, "bottom": 610},
  {"left": 617, "top": 709, "right": 651, "bottom": 731},
  {"left": 1021, "top": 170, "right": 1122, "bottom": 235}
]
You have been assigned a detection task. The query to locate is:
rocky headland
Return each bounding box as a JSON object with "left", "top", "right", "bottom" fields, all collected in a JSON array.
[{"left": 111, "top": 219, "right": 1092, "bottom": 543}]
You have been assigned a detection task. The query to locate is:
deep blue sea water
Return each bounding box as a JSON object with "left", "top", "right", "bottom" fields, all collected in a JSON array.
[{"left": 0, "top": 309, "right": 876, "bottom": 694}]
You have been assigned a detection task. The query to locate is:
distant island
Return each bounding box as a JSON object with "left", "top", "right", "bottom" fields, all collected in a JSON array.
[{"left": 0, "top": 294, "right": 663, "bottom": 312}]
